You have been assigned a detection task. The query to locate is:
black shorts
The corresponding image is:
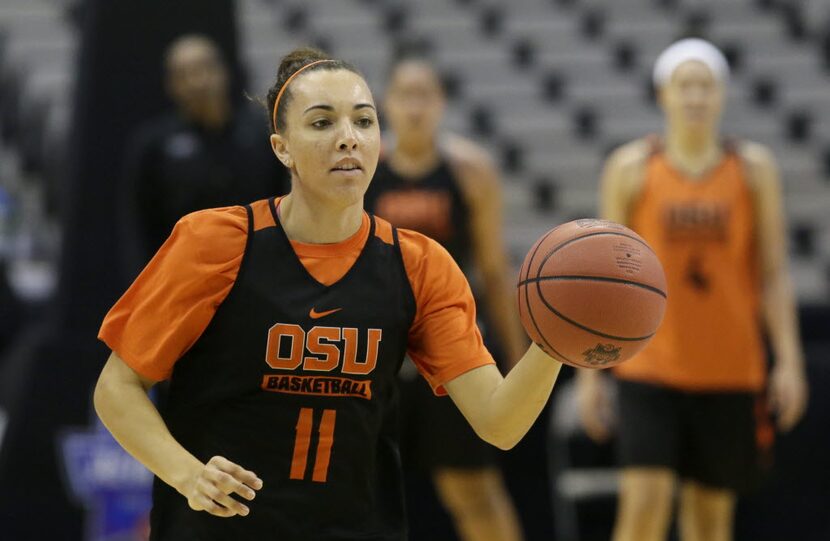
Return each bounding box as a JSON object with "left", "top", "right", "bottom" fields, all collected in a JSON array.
[
  {"left": 399, "top": 360, "right": 496, "bottom": 471},
  {"left": 616, "top": 379, "right": 772, "bottom": 493}
]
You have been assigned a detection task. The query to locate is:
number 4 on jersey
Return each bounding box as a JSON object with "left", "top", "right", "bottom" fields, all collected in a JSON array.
[{"left": 290, "top": 408, "right": 336, "bottom": 482}]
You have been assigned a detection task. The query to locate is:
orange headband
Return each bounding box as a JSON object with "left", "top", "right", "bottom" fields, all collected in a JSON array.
[{"left": 272, "top": 59, "right": 335, "bottom": 133}]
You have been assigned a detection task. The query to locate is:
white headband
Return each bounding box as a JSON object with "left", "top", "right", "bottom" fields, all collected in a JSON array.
[{"left": 652, "top": 38, "right": 730, "bottom": 87}]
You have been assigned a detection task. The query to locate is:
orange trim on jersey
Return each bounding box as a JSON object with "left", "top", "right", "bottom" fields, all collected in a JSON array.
[
  {"left": 252, "top": 199, "right": 277, "bottom": 232},
  {"left": 288, "top": 213, "right": 370, "bottom": 286},
  {"left": 289, "top": 214, "right": 370, "bottom": 258},
  {"left": 373, "top": 216, "right": 394, "bottom": 245}
]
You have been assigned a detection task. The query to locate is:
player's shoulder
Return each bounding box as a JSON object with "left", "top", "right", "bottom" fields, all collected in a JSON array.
[
  {"left": 442, "top": 133, "right": 495, "bottom": 166},
  {"left": 442, "top": 133, "right": 498, "bottom": 177},
  {"left": 605, "top": 137, "right": 653, "bottom": 171},
  {"left": 396, "top": 227, "right": 457, "bottom": 273},
  {"left": 148, "top": 205, "right": 250, "bottom": 275},
  {"left": 369, "top": 215, "right": 443, "bottom": 256},
  {"left": 732, "top": 139, "right": 780, "bottom": 196},
  {"left": 441, "top": 133, "right": 501, "bottom": 201},
  {"left": 395, "top": 227, "right": 468, "bottom": 304},
  {"left": 397, "top": 226, "right": 447, "bottom": 257},
  {"left": 178, "top": 204, "right": 248, "bottom": 228},
  {"left": 734, "top": 139, "right": 777, "bottom": 170},
  {"left": 173, "top": 205, "right": 250, "bottom": 247},
  {"left": 602, "top": 138, "right": 653, "bottom": 203}
]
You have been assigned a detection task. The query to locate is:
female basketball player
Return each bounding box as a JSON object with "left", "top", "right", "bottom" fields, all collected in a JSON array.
[
  {"left": 577, "top": 39, "right": 808, "bottom": 541},
  {"left": 93, "top": 47, "right": 561, "bottom": 540},
  {"left": 364, "top": 54, "right": 525, "bottom": 541}
]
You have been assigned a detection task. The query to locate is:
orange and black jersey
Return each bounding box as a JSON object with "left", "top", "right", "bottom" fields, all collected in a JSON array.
[
  {"left": 615, "top": 139, "right": 765, "bottom": 391},
  {"left": 99, "top": 197, "right": 494, "bottom": 540},
  {"left": 364, "top": 158, "right": 472, "bottom": 268}
]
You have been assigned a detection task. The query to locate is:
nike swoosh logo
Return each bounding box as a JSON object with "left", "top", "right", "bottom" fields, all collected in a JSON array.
[{"left": 309, "top": 307, "right": 342, "bottom": 319}]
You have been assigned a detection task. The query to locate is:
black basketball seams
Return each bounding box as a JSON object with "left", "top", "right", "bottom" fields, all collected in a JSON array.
[
  {"left": 519, "top": 226, "right": 657, "bottom": 364},
  {"left": 524, "top": 230, "right": 662, "bottom": 342},
  {"left": 520, "top": 226, "right": 559, "bottom": 284},
  {"left": 519, "top": 227, "right": 577, "bottom": 361},
  {"left": 533, "top": 276, "right": 656, "bottom": 342},
  {"left": 519, "top": 281, "right": 579, "bottom": 365},
  {"left": 517, "top": 275, "right": 667, "bottom": 298}
]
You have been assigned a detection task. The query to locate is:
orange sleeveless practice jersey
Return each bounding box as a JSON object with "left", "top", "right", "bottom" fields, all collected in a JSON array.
[{"left": 613, "top": 143, "right": 766, "bottom": 391}]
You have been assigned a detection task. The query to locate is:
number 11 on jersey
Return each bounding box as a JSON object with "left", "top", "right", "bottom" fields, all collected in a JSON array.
[{"left": 290, "top": 408, "right": 336, "bottom": 482}]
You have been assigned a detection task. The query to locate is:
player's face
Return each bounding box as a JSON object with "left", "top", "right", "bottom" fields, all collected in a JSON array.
[
  {"left": 167, "top": 40, "right": 228, "bottom": 114},
  {"left": 270, "top": 69, "right": 380, "bottom": 207},
  {"left": 384, "top": 61, "right": 445, "bottom": 144},
  {"left": 659, "top": 60, "right": 724, "bottom": 129}
]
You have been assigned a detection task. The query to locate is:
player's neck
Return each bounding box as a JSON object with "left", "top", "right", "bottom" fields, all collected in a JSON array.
[
  {"left": 278, "top": 192, "right": 364, "bottom": 244},
  {"left": 664, "top": 127, "right": 722, "bottom": 177},
  {"left": 389, "top": 137, "right": 440, "bottom": 178}
]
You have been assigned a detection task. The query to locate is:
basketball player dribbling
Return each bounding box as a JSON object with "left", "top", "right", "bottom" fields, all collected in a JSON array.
[
  {"left": 93, "top": 47, "right": 562, "bottom": 540},
  {"left": 364, "top": 52, "right": 525, "bottom": 541},
  {"left": 577, "top": 39, "right": 809, "bottom": 541}
]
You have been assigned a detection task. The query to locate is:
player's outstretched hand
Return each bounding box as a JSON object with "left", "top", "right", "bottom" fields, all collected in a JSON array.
[
  {"left": 184, "top": 456, "right": 263, "bottom": 518},
  {"left": 768, "top": 363, "right": 808, "bottom": 432}
]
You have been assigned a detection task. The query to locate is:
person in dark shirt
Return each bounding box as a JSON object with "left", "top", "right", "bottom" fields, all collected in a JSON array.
[{"left": 123, "top": 34, "right": 288, "bottom": 267}]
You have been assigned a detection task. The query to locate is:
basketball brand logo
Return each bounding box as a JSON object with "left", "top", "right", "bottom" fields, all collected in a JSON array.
[
  {"left": 582, "top": 343, "right": 622, "bottom": 366},
  {"left": 612, "top": 242, "right": 643, "bottom": 275}
]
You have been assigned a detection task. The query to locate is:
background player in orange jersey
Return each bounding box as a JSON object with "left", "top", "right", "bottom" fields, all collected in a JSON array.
[
  {"left": 364, "top": 52, "right": 526, "bottom": 541},
  {"left": 92, "top": 47, "right": 562, "bottom": 541},
  {"left": 577, "top": 39, "right": 809, "bottom": 541}
]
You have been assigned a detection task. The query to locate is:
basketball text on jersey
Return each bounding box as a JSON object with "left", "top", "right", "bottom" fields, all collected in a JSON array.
[
  {"left": 263, "top": 323, "right": 383, "bottom": 399},
  {"left": 663, "top": 202, "right": 730, "bottom": 242},
  {"left": 262, "top": 375, "right": 372, "bottom": 399}
]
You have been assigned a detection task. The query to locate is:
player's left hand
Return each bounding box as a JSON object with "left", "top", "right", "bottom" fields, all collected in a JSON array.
[{"left": 768, "top": 362, "right": 808, "bottom": 432}]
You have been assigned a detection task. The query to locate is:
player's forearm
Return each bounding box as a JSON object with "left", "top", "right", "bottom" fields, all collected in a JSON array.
[
  {"left": 481, "top": 270, "right": 529, "bottom": 366},
  {"left": 94, "top": 376, "right": 203, "bottom": 495},
  {"left": 482, "top": 344, "right": 561, "bottom": 449},
  {"left": 763, "top": 270, "right": 804, "bottom": 369}
]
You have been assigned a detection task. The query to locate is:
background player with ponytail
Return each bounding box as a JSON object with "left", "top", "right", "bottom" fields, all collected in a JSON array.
[
  {"left": 365, "top": 50, "right": 526, "bottom": 541},
  {"left": 93, "top": 47, "right": 562, "bottom": 540}
]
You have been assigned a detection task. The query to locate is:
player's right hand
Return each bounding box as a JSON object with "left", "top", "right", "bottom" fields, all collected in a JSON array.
[
  {"left": 576, "top": 371, "right": 614, "bottom": 443},
  {"left": 184, "top": 456, "right": 264, "bottom": 518}
]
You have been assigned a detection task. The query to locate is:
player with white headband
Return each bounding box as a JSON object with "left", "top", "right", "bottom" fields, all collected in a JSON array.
[
  {"left": 652, "top": 37, "right": 730, "bottom": 88},
  {"left": 577, "top": 38, "right": 807, "bottom": 541}
]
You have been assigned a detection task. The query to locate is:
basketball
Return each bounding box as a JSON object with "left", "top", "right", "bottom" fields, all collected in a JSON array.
[{"left": 517, "top": 219, "right": 667, "bottom": 368}]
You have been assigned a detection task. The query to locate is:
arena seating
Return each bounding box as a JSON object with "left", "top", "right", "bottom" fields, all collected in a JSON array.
[{"left": 1, "top": 0, "right": 828, "bottom": 301}]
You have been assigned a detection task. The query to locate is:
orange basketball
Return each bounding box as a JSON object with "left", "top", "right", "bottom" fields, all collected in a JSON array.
[{"left": 517, "top": 219, "right": 667, "bottom": 369}]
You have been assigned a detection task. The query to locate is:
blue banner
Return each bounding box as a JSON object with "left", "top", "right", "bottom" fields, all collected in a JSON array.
[{"left": 60, "top": 417, "right": 153, "bottom": 541}]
